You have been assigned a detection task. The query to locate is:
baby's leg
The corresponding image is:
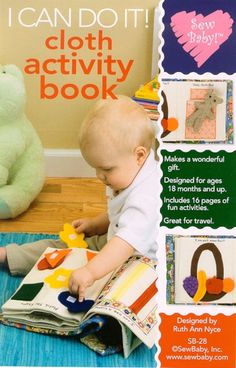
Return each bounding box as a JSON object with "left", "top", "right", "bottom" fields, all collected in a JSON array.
[
  {"left": 85, "top": 234, "right": 107, "bottom": 251},
  {"left": 3, "top": 239, "right": 67, "bottom": 276}
]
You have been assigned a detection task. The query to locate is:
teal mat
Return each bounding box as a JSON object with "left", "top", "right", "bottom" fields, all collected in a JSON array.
[{"left": 0, "top": 232, "right": 157, "bottom": 367}]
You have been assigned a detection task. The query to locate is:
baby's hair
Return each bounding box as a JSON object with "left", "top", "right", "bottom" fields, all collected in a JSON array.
[{"left": 79, "top": 95, "right": 155, "bottom": 153}]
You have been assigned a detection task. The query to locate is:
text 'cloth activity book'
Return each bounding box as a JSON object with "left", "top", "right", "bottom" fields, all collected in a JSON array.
[{"left": 0, "top": 247, "right": 157, "bottom": 358}]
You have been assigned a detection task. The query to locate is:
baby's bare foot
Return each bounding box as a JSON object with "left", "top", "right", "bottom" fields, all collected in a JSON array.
[{"left": 0, "top": 247, "right": 7, "bottom": 264}]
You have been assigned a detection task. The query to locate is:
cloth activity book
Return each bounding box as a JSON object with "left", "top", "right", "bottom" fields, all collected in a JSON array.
[{"left": 0, "top": 247, "right": 157, "bottom": 358}]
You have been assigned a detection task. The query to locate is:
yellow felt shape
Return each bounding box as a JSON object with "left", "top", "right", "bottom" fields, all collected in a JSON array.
[
  {"left": 59, "top": 223, "right": 88, "bottom": 248},
  {"left": 193, "top": 270, "right": 207, "bottom": 303},
  {"left": 110, "top": 263, "right": 149, "bottom": 301},
  {"left": 44, "top": 268, "right": 72, "bottom": 289},
  {"left": 134, "top": 77, "right": 159, "bottom": 102}
]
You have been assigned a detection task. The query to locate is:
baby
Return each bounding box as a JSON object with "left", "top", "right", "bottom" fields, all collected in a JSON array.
[{"left": 0, "top": 96, "right": 158, "bottom": 302}]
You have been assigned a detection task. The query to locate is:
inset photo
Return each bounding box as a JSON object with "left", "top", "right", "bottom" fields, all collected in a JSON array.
[
  {"left": 166, "top": 235, "right": 236, "bottom": 305},
  {"left": 161, "top": 79, "right": 233, "bottom": 144}
]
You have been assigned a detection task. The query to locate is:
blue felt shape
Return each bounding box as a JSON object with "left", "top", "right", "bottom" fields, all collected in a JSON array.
[{"left": 58, "top": 291, "right": 94, "bottom": 313}]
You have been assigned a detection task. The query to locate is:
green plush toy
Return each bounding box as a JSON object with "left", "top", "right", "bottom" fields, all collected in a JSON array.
[{"left": 0, "top": 64, "right": 45, "bottom": 219}]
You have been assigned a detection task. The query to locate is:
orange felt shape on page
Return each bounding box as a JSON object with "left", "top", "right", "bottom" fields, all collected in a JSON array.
[
  {"left": 86, "top": 250, "right": 97, "bottom": 262},
  {"left": 223, "top": 277, "right": 235, "bottom": 292},
  {"left": 37, "top": 249, "right": 71, "bottom": 270},
  {"left": 129, "top": 280, "right": 157, "bottom": 314},
  {"left": 45, "top": 249, "right": 72, "bottom": 268}
]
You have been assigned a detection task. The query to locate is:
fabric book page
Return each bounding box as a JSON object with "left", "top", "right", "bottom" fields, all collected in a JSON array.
[
  {"left": 1, "top": 247, "right": 157, "bottom": 349},
  {"left": 87, "top": 256, "right": 158, "bottom": 348},
  {"left": 2, "top": 247, "right": 112, "bottom": 331},
  {"left": 162, "top": 80, "right": 228, "bottom": 142}
]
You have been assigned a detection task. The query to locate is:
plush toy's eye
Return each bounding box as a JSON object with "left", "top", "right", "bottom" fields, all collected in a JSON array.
[{"left": 2, "top": 70, "right": 6, "bottom": 74}]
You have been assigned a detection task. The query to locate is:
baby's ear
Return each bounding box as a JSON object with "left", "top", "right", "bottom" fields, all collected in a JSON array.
[{"left": 134, "top": 146, "right": 148, "bottom": 166}]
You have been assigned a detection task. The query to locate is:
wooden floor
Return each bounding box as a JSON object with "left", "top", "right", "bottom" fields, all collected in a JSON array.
[{"left": 0, "top": 178, "right": 107, "bottom": 233}]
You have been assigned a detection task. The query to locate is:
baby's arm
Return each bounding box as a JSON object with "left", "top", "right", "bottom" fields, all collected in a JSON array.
[
  {"left": 72, "top": 212, "right": 109, "bottom": 236},
  {"left": 68, "top": 236, "right": 134, "bottom": 301}
]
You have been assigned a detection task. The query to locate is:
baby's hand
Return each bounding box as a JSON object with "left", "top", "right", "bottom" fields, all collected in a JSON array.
[
  {"left": 72, "top": 218, "right": 96, "bottom": 236},
  {"left": 68, "top": 266, "right": 95, "bottom": 302}
]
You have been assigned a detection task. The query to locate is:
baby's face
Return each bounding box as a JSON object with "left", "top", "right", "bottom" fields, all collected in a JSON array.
[{"left": 82, "top": 144, "right": 142, "bottom": 192}]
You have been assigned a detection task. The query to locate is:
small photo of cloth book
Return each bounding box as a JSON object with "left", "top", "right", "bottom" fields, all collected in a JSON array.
[
  {"left": 162, "top": 79, "right": 233, "bottom": 144},
  {"left": 0, "top": 247, "right": 157, "bottom": 358},
  {"left": 167, "top": 236, "right": 236, "bottom": 305}
]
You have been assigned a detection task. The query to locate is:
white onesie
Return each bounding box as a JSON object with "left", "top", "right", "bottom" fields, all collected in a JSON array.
[{"left": 107, "top": 150, "right": 158, "bottom": 260}]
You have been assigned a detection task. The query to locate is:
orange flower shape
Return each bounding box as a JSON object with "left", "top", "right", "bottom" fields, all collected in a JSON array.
[
  {"left": 59, "top": 223, "right": 88, "bottom": 248},
  {"left": 44, "top": 268, "right": 72, "bottom": 288},
  {"left": 37, "top": 248, "right": 72, "bottom": 271},
  {"left": 45, "top": 249, "right": 71, "bottom": 268}
]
